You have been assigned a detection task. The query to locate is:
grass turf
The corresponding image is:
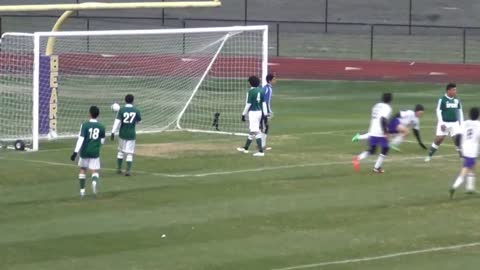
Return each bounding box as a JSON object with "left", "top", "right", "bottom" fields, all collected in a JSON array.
[{"left": 1, "top": 80, "right": 480, "bottom": 270}]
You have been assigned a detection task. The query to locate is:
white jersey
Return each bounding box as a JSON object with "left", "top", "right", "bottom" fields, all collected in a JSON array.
[
  {"left": 461, "top": 120, "right": 480, "bottom": 158},
  {"left": 368, "top": 102, "right": 392, "bottom": 137},
  {"left": 399, "top": 110, "right": 420, "bottom": 130}
]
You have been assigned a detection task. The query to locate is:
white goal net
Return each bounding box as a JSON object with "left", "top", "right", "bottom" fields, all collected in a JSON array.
[{"left": 0, "top": 26, "right": 268, "bottom": 151}]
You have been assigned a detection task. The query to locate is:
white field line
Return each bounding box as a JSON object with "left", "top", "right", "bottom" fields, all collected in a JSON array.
[
  {"left": 271, "top": 242, "right": 480, "bottom": 270},
  {"left": 0, "top": 154, "right": 458, "bottom": 179}
]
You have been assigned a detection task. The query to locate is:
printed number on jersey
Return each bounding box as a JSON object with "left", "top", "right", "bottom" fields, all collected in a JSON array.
[
  {"left": 88, "top": 128, "right": 100, "bottom": 139},
  {"left": 123, "top": 112, "right": 137, "bottom": 123}
]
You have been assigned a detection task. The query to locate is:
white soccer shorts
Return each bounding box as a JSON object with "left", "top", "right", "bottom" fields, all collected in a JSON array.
[
  {"left": 118, "top": 139, "right": 136, "bottom": 154},
  {"left": 78, "top": 158, "right": 101, "bottom": 170},
  {"left": 436, "top": 121, "right": 461, "bottom": 137},
  {"left": 248, "top": 111, "right": 263, "bottom": 133}
]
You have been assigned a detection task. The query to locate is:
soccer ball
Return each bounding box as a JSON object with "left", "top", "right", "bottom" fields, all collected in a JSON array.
[
  {"left": 111, "top": 103, "right": 120, "bottom": 112},
  {"left": 47, "top": 130, "right": 58, "bottom": 141}
]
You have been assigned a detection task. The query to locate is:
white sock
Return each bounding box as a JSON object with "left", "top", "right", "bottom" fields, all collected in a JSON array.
[
  {"left": 261, "top": 133, "right": 267, "bottom": 148},
  {"left": 466, "top": 173, "right": 475, "bottom": 191},
  {"left": 358, "top": 151, "right": 369, "bottom": 160},
  {"left": 92, "top": 180, "right": 97, "bottom": 194},
  {"left": 358, "top": 133, "right": 369, "bottom": 140},
  {"left": 452, "top": 175, "right": 464, "bottom": 189},
  {"left": 391, "top": 135, "right": 403, "bottom": 146},
  {"left": 374, "top": 154, "right": 386, "bottom": 169},
  {"left": 80, "top": 188, "right": 86, "bottom": 196}
]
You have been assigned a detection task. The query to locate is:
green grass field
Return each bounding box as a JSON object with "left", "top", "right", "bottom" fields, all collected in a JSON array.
[{"left": 2, "top": 80, "right": 480, "bottom": 270}]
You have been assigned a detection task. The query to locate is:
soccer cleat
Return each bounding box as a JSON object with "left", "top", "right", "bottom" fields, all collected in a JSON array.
[
  {"left": 351, "top": 133, "right": 360, "bottom": 142},
  {"left": 449, "top": 188, "right": 455, "bottom": 199},
  {"left": 125, "top": 172, "right": 131, "bottom": 177},
  {"left": 373, "top": 167, "right": 384, "bottom": 173},
  {"left": 424, "top": 156, "right": 431, "bottom": 162},
  {"left": 465, "top": 190, "right": 477, "bottom": 195},
  {"left": 264, "top": 147, "right": 272, "bottom": 151},
  {"left": 80, "top": 190, "right": 86, "bottom": 199},
  {"left": 253, "top": 152, "right": 265, "bottom": 157},
  {"left": 236, "top": 147, "right": 249, "bottom": 154},
  {"left": 116, "top": 169, "right": 122, "bottom": 175},
  {"left": 352, "top": 156, "right": 360, "bottom": 172},
  {"left": 390, "top": 145, "right": 401, "bottom": 152}
]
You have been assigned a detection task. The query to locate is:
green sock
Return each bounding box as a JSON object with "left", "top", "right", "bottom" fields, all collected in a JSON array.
[
  {"left": 428, "top": 147, "right": 437, "bottom": 157},
  {"left": 117, "top": 158, "right": 123, "bottom": 171},
  {"left": 92, "top": 175, "right": 99, "bottom": 183},
  {"left": 126, "top": 161, "right": 132, "bottom": 173},
  {"left": 79, "top": 178, "right": 86, "bottom": 189},
  {"left": 256, "top": 138, "right": 263, "bottom": 152},
  {"left": 244, "top": 139, "right": 253, "bottom": 150}
]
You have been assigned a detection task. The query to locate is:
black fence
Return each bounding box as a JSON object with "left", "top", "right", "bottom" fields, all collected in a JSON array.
[{"left": 2, "top": 14, "right": 480, "bottom": 64}]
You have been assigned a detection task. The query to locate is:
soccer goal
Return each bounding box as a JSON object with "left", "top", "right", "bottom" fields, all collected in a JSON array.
[{"left": 0, "top": 25, "right": 268, "bottom": 151}]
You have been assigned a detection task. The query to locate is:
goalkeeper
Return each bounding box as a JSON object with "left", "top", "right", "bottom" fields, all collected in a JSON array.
[
  {"left": 260, "top": 73, "right": 276, "bottom": 151},
  {"left": 111, "top": 94, "right": 142, "bottom": 176}
]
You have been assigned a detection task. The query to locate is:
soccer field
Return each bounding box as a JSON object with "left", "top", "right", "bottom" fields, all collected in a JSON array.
[{"left": 1, "top": 80, "right": 480, "bottom": 270}]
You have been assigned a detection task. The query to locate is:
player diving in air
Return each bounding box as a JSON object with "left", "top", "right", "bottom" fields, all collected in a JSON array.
[{"left": 352, "top": 104, "right": 427, "bottom": 151}]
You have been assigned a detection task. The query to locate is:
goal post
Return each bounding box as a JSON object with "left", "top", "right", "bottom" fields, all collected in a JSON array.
[{"left": 0, "top": 25, "right": 268, "bottom": 151}]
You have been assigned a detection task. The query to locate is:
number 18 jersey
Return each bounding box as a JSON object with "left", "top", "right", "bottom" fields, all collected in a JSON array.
[
  {"left": 461, "top": 120, "right": 480, "bottom": 158},
  {"left": 117, "top": 104, "right": 142, "bottom": 140},
  {"left": 79, "top": 120, "right": 106, "bottom": 158}
]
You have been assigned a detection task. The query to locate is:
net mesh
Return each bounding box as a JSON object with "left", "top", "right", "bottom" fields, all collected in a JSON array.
[{"left": 0, "top": 28, "right": 265, "bottom": 149}]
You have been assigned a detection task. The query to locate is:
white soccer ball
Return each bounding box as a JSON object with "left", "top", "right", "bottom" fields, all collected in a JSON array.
[
  {"left": 47, "top": 130, "right": 58, "bottom": 141},
  {"left": 111, "top": 103, "right": 120, "bottom": 112}
]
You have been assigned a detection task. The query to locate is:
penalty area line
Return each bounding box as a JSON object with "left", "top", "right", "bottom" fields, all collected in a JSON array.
[
  {"left": 0, "top": 154, "right": 458, "bottom": 179},
  {"left": 271, "top": 241, "right": 480, "bottom": 270}
]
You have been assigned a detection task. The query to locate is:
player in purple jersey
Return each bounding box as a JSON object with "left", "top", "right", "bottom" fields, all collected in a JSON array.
[{"left": 353, "top": 93, "right": 393, "bottom": 173}]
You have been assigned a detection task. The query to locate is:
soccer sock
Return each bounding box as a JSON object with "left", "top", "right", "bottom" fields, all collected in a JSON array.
[
  {"left": 244, "top": 134, "right": 253, "bottom": 150},
  {"left": 466, "top": 173, "right": 476, "bottom": 191},
  {"left": 452, "top": 175, "right": 464, "bottom": 189},
  {"left": 117, "top": 152, "right": 124, "bottom": 171},
  {"left": 391, "top": 135, "right": 403, "bottom": 146},
  {"left": 374, "top": 154, "right": 386, "bottom": 169},
  {"left": 92, "top": 173, "right": 99, "bottom": 194},
  {"left": 79, "top": 173, "right": 86, "bottom": 195},
  {"left": 261, "top": 133, "right": 267, "bottom": 148},
  {"left": 428, "top": 143, "right": 439, "bottom": 157},
  {"left": 255, "top": 134, "right": 263, "bottom": 152},
  {"left": 358, "top": 151, "right": 369, "bottom": 160},
  {"left": 358, "top": 133, "right": 369, "bottom": 140},
  {"left": 126, "top": 154, "right": 133, "bottom": 173}
]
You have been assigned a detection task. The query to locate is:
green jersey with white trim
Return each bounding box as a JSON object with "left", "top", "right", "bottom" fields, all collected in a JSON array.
[
  {"left": 246, "top": 87, "right": 264, "bottom": 112},
  {"left": 437, "top": 95, "right": 462, "bottom": 122},
  {"left": 79, "top": 121, "right": 105, "bottom": 158},
  {"left": 117, "top": 105, "right": 142, "bottom": 140}
]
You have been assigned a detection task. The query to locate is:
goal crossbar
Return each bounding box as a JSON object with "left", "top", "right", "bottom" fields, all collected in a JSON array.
[{"left": 0, "top": 1, "right": 221, "bottom": 12}]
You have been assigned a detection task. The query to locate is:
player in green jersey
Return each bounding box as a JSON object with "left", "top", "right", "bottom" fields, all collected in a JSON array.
[
  {"left": 237, "top": 75, "right": 268, "bottom": 157},
  {"left": 70, "top": 106, "right": 106, "bottom": 198},
  {"left": 111, "top": 94, "right": 142, "bottom": 176},
  {"left": 425, "top": 83, "right": 464, "bottom": 162}
]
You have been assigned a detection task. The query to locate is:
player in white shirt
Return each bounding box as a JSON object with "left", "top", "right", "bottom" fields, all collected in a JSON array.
[
  {"left": 449, "top": 107, "right": 480, "bottom": 198},
  {"left": 352, "top": 104, "right": 427, "bottom": 151},
  {"left": 353, "top": 93, "right": 393, "bottom": 173}
]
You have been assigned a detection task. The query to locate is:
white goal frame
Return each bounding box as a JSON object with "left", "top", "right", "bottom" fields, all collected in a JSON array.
[{"left": 29, "top": 25, "right": 268, "bottom": 151}]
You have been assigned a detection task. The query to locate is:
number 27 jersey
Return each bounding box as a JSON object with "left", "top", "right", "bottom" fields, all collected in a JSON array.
[
  {"left": 461, "top": 120, "right": 480, "bottom": 158},
  {"left": 117, "top": 105, "right": 142, "bottom": 140}
]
